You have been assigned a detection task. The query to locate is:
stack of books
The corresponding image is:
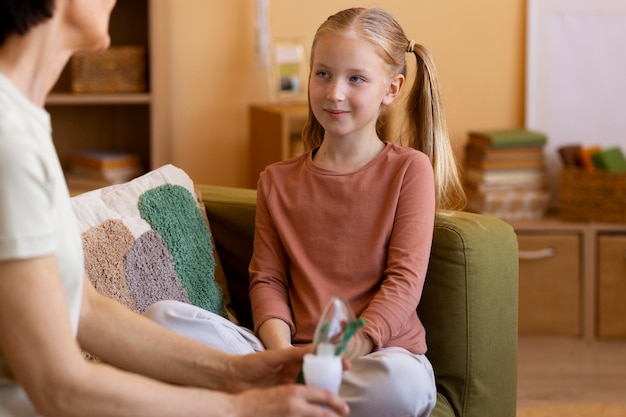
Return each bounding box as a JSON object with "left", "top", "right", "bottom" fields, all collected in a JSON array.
[
  {"left": 65, "top": 150, "right": 143, "bottom": 193},
  {"left": 463, "top": 129, "right": 550, "bottom": 221}
]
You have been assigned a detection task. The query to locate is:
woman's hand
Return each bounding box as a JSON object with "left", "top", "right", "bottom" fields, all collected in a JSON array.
[
  {"left": 228, "top": 346, "right": 311, "bottom": 391},
  {"left": 226, "top": 347, "right": 349, "bottom": 416},
  {"left": 233, "top": 385, "right": 349, "bottom": 417}
]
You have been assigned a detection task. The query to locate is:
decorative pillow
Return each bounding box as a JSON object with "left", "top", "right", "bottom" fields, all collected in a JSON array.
[{"left": 71, "top": 164, "right": 231, "bottom": 319}]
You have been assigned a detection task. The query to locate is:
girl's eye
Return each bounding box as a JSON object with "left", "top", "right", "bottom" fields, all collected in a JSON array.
[
  {"left": 350, "top": 76, "right": 365, "bottom": 83},
  {"left": 316, "top": 70, "right": 329, "bottom": 78}
]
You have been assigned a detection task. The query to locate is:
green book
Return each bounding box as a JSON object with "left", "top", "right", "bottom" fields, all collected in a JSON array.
[
  {"left": 468, "top": 129, "right": 547, "bottom": 149},
  {"left": 591, "top": 147, "right": 626, "bottom": 172}
]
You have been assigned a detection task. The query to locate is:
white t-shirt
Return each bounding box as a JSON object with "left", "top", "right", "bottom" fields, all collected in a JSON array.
[{"left": 0, "top": 73, "right": 84, "bottom": 416}]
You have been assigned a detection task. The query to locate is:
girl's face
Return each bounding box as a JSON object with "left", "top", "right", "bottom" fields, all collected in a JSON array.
[{"left": 309, "top": 32, "right": 403, "bottom": 142}]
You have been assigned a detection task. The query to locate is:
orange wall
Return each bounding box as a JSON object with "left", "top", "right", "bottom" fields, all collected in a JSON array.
[{"left": 156, "top": 0, "right": 526, "bottom": 187}]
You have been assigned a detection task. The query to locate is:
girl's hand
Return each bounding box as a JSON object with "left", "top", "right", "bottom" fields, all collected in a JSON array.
[
  {"left": 298, "top": 343, "right": 352, "bottom": 371},
  {"left": 349, "top": 331, "right": 374, "bottom": 358}
]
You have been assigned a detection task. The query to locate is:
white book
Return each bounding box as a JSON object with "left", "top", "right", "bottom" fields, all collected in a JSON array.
[{"left": 464, "top": 167, "right": 547, "bottom": 187}]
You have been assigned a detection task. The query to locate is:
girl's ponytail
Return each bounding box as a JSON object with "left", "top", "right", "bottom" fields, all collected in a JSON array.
[{"left": 406, "top": 43, "right": 466, "bottom": 211}]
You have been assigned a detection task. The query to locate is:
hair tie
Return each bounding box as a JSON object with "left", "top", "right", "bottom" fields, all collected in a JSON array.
[{"left": 406, "top": 40, "right": 415, "bottom": 53}]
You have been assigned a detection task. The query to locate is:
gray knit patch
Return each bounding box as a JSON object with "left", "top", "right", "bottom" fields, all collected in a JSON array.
[{"left": 124, "top": 230, "right": 190, "bottom": 313}]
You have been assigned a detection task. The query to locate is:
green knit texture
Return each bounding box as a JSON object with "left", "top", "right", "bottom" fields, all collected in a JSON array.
[{"left": 139, "top": 184, "right": 227, "bottom": 318}]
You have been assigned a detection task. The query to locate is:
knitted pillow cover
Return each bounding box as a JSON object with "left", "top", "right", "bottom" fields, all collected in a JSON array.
[{"left": 70, "top": 164, "right": 230, "bottom": 318}]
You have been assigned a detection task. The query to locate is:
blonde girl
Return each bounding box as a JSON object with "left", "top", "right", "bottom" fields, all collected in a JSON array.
[
  {"left": 248, "top": 7, "right": 466, "bottom": 417},
  {"left": 146, "top": 7, "right": 465, "bottom": 417}
]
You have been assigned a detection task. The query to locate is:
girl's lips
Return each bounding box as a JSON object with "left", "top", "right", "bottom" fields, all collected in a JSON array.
[{"left": 324, "top": 109, "right": 349, "bottom": 118}]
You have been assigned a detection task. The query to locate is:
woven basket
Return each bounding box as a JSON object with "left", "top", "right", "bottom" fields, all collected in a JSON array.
[
  {"left": 559, "top": 168, "right": 626, "bottom": 223},
  {"left": 71, "top": 46, "right": 146, "bottom": 93}
]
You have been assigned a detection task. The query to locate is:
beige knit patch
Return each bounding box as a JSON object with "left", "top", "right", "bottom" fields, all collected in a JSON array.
[{"left": 82, "top": 219, "right": 137, "bottom": 311}]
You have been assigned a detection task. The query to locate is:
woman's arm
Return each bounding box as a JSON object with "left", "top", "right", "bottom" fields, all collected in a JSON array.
[
  {"left": 78, "top": 275, "right": 234, "bottom": 390},
  {"left": 0, "top": 255, "right": 215, "bottom": 416},
  {"left": 0, "top": 256, "right": 349, "bottom": 417},
  {"left": 79, "top": 276, "right": 302, "bottom": 390}
]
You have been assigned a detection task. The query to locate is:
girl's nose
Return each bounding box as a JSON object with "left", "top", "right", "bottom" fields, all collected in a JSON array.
[{"left": 326, "top": 80, "right": 345, "bottom": 101}]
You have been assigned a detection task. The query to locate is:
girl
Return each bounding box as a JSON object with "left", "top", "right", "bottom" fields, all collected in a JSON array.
[
  {"left": 146, "top": 6, "right": 465, "bottom": 417},
  {"left": 0, "top": 1, "right": 348, "bottom": 416},
  {"left": 249, "top": 7, "right": 465, "bottom": 417}
]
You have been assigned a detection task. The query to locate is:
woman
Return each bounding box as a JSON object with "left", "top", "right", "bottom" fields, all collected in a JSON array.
[{"left": 0, "top": 1, "right": 348, "bottom": 416}]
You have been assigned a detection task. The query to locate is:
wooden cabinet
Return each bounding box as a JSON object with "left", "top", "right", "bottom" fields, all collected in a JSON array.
[
  {"left": 510, "top": 217, "right": 626, "bottom": 340},
  {"left": 597, "top": 234, "right": 626, "bottom": 337},
  {"left": 517, "top": 233, "right": 581, "bottom": 336},
  {"left": 45, "top": 0, "right": 157, "bottom": 174},
  {"left": 248, "top": 102, "right": 308, "bottom": 188}
]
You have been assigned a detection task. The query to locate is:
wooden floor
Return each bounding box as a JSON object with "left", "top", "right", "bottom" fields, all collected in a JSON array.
[{"left": 517, "top": 336, "right": 626, "bottom": 408}]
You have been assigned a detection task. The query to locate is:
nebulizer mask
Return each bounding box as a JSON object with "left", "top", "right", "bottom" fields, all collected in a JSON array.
[{"left": 300, "top": 296, "right": 365, "bottom": 393}]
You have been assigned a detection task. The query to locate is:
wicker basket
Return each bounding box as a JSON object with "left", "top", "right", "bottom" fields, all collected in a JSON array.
[
  {"left": 559, "top": 168, "right": 626, "bottom": 223},
  {"left": 71, "top": 46, "right": 146, "bottom": 93}
]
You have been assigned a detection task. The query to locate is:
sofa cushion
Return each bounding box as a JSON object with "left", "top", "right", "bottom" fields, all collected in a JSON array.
[{"left": 71, "top": 164, "right": 230, "bottom": 318}]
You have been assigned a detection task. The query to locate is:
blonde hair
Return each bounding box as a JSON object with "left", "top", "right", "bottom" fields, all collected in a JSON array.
[{"left": 302, "top": 7, "right": 466, "bottom": 211}]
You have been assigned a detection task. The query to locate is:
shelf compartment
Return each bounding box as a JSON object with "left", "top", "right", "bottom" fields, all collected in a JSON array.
[
  {"left": 517, "top": 233, "right": 582, "bottom": 336},
  {"left": 597, "top": 234, "right": 626, "bottom": 338},
  {"left": 47, "top": 104, "right": 151, "bottom": 173}
]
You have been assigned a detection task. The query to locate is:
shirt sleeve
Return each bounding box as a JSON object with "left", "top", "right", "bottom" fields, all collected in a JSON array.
[
  {"left": 248, "top": 172, "right": 296, "bottom": 336},
  {"left": 359, "top": 152, "right": 435, "bottom": 349},
  {"left": 0, "top": 129, "right": 57, "bottom": 261}
]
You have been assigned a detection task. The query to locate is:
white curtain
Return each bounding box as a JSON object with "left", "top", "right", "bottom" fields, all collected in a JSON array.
[{"left": 256, "top": 0, "right": 271, "bottom": 69}]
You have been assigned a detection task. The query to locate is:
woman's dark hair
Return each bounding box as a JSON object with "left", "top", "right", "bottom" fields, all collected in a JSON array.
[{"left": 0, "top": 0, "right": 55, "bottom": 46}]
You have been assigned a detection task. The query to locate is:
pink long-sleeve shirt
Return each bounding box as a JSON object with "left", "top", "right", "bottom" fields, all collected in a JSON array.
[{"left": 249, "top": 142, "right": 435, "bottom": 354}]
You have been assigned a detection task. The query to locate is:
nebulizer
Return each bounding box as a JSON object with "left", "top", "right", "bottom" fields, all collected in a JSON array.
[{"left": 300, "top": 296, "right": 365, "bottom": 393}]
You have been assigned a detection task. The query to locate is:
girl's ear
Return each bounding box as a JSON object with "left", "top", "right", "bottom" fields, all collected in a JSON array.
[{"left": 382, "top": 74, "right": 405, "bottom": 106}]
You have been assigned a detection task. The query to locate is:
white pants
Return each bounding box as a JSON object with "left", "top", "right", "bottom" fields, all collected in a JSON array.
[{"left": 144, "top": 300, "right": 436, "bottom": 417}]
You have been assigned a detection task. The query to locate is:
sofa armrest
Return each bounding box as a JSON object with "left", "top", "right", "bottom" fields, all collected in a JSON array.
[{"left": 419, "top": 211, "right": 519, "bottom": 417}]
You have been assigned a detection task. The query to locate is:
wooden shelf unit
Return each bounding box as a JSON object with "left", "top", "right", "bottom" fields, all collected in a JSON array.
[
  {"left": 248, "top": 102, "right": 308, "bottom": 188},
  {"left": 509, "top": 216, "right": 626, "bottom": 340},
  {"left": 45, "top": 0, "right": 155, "bottom": 175}
]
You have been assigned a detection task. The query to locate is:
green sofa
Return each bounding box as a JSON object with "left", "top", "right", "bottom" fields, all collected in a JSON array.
[{"left": 197, "top": 184, "right": 519, "bottom": 417}]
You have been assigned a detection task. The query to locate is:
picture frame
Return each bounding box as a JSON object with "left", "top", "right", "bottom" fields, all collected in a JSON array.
[{"left": 269, "top": 41, "right": 308, "bottom": 102}]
